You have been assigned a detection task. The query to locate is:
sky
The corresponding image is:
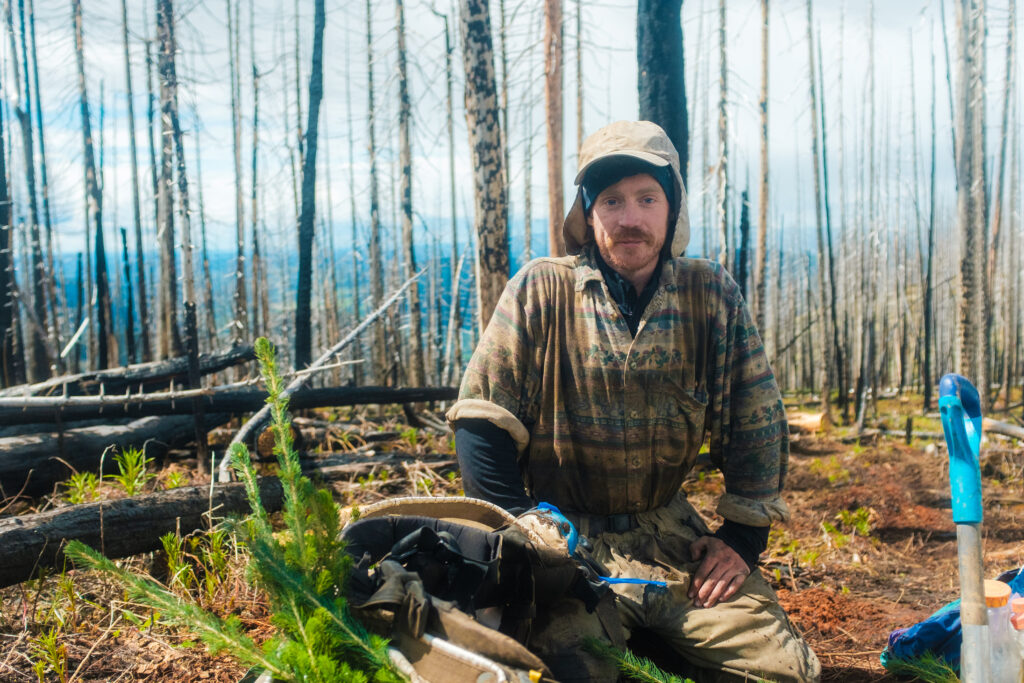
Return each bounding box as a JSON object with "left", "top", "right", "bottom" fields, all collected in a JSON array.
[{"left": 1, "top": 0, "right": 1016, "bottom": 266}]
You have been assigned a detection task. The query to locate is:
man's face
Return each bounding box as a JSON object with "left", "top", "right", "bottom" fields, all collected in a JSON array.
[{"left": 585, "top": 173, "right": 670, "bottom": 289}]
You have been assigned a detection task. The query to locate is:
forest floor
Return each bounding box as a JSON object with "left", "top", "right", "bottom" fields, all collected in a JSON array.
[{"left": 2, "top": 395, "right": 1023, "bottom": 682}]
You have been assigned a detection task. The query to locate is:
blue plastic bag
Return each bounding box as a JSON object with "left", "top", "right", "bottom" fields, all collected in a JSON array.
[{"left": 881, "top": 567, "right": 1024, "bottom": 673}]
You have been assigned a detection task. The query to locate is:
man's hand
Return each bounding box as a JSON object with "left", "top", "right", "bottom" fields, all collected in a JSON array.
[{"left": 688, "top": 536, "right": 750, "bottom": 609}]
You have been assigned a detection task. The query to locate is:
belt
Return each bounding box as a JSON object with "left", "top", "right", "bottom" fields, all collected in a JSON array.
[{"left": 563, "top": 510, "right": 640, "bottom": 536}]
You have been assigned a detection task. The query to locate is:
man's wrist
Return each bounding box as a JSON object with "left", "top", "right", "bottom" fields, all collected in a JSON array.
[{"left": 712, "top": 519, "right": 770, "bottom": 569}]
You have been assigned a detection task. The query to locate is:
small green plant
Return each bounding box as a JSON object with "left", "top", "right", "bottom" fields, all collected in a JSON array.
[
  {"left": 63, "top": 471, "right": 99, "bottom": 504},
  {"left": 164, "top": 471, "right": 188, "bottom": 490},
  {"left": 29, "top": 627, "right": 68, "bottom": 683},
  {"left": 837, "top": 507, "right": 874, "bottom": 537},
  {"left": 107, "top": 446, "right": 156, "bottom": 496},
  {"left": 161, "top": 532, "right": 196, "bottom": 593},
  {"left": 883, "top": 652, "right": 958, "bottom": 682},
  {"left": 821, "top": 521, "right": 850, "bottom": 549},
  {"left": 798, "top": 549, "right": 821, "bottom": 566},
  {"left": 583, "top": 637, "right": 694, "bottom": 683},
  {"left": 808, "top": 456, "right": 850, "bottom": 485},
  {"left": 67, "top": 338, "right": 403, "bottom": 682},
  {"left": 400, "top": 426, "right": 420, "bottom": 449}
]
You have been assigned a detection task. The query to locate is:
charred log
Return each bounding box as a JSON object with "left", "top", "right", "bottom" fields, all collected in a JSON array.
[
  {"left": 0, "top": 414, "right": 232, "bottom": 498},
  {"left": 0, "top": 477, "right": 283, "bottom": 588},
  {"left": 0, "top": 386, "right": 457, "bottom": 426},
  {"left": 0, "top": 345, "right": 255, "bottom": 397}
]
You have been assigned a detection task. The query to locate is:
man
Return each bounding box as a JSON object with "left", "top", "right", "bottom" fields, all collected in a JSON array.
[{"left": 447, "top": 121, "right": 820, "bottom": 682}]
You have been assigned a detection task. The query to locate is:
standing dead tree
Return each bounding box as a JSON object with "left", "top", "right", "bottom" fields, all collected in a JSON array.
[
  {"left": 227, "top": 0, "right": 248, "bottom": 348},
  {"left": 5, "top": 0, "right": 48, "bottom": 379},
  {"left": 72, "top": 0, "right": 114, "bottom": 370},
  {"left": 293, "top": 0, "right": 325, "bottom": 369},
  {"left": 637, "top": 0, "right": 688, "bottom": 188},
  {"left": 544, "top": 0, "right": 563, "bottom": 257},
  {"left": 716, "top": 0, "right": 729, "bottom": 268},
  {"left": 120, "top": 0, "right": 150, "bottom": 363},
  {"left": 156, "top": 0, "right": 182, "bottom": 359},
  {"left": 954, "top": 0, "right": 987, "bottom": 402},
  {"left": 0, "top": 82, "right": 21, "bottom": 386},
  {"left": 27, "top": 0, "right": 60, "bottom": 373},
  {"left": 755, "top": 0, "right": 769, "bottom": 332},
  {"left": 805, "top": 0, "right": 832, "bottom": 422},
  {"left": 460, "top": 0, "right": 509, "bottom": 331},
  {"left": 396, "top": 0, "right": 424, "bottom": 388},
  {"left": 365, "top": 0, "right": 385, "bottom": 380}
]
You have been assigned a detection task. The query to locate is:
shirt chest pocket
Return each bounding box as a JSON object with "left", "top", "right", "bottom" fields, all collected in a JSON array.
[{"left": 649, "top": 378, "right": 708, "bottom": 466}]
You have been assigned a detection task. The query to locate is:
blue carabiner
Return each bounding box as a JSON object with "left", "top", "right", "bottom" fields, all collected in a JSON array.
[
  {"left": 536, "top": 502, "right": 580, "bottom": 556},
  {"left": 938, "top": 374, "right": 983, "bottom": 525},
  {"left": 536, "top": 502, "right": 667, "bottom": 588}
]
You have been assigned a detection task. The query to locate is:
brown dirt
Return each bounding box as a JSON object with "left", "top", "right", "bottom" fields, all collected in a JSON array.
[{"left": 3, "top": 406, "right": 1024, "bottom": 682}]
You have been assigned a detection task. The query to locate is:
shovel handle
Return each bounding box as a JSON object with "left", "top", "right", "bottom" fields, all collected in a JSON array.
[{"left": 939, "top": 374, "right": 983, "bottom": 525}]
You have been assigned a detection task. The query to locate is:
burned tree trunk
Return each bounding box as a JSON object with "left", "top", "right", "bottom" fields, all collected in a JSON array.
[
  {"left": 73, "top": 0, "right": 114, "bottom": 371},
  {"left": 121, "top": 0, "right": 151, "bottom": 363},
  {"left": 365, "top": 0, "right": 385, "bottom": 380},
  {"left": 6, "top": 0, "right": 48, "bottom": 380},
  {"left": 156, "top": 0, "right": 182, "bottom": 359},
  {"left": 0, "top": 414, "right": 233, "bottom": 499},
  {"left": 396, "top": 0, "right": 424, "bottom": 388},
  {"left": 0, "top": 477, "right": 284, "bottom": 588},
  {"left": 755, "top": 0, "right": 769, "bottom": 332},
  {"left": 716, "top": 0, "right": 729, "bottom": 268},
  {"left": 27, "top": 0, "right": 61, "bottom": 374},
  {"left": 544, "top": 0, "right": 564, "bottom": 257},
  {"left": 227, "top": 0, "right": 248, "bottom": 347},
  {"left": 637, "top": 0, "right": 688, "bottom": 184},
  {"left": 955, "top": 0, "right": 987, "bottom": 401},
  {"left": 0, "top": 94, "right": 20, "bottom": 387},
  {"left": 293, "top": 0, "right": 325, "bottom": 368},
  {"left": 460, "top": 0, "right": 509, "bottom": 331}
]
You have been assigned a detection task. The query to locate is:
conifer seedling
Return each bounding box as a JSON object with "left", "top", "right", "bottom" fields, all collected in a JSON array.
[{"left": 67, "top": 337, "right": 404, "bottom": 682}]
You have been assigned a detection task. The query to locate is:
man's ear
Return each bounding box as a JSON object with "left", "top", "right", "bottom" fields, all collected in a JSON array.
[{"left": 585, "top": 209, "right": 593, "bottom": 228}]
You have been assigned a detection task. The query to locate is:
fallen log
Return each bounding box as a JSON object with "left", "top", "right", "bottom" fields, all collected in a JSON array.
[
  {"left": 0, "top": 385, "right": 457, "bottom": 426},
  {"left": 787, "top": 411, "right": 830, "bottom": 434},
  {"left": 0, "top": 452, "right": 459, "bottom": 588},
  {"left": 983, "top": 417, "right": 1024, "bottom": 442},
  {"left": 224, "top": 274, "right": 422, "bottom": 482},
  {"left": 0, "top": 477, "right": 284, "bottom": 589},
  {"left": 0, "top": 345, "right": 256, "bottom": 398},
  {"left": 0, "top": 414, "right": 232, "bottom": 498}
]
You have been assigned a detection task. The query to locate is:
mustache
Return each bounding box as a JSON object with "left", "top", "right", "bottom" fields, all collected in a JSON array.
[{"left": 611, "top": 229, "right": 653, "bottom": 243}]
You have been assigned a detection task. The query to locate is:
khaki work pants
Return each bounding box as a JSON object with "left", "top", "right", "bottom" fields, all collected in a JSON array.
[{"left": 528, "top": 493, "right": 821, "bottom": 683}]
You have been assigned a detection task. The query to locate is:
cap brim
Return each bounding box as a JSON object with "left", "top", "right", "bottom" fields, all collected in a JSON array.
[{"left": 573, "top": 151, "right": 671, "bottom": 185}]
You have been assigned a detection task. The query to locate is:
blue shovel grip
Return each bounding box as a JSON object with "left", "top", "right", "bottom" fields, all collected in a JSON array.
[{"left": 938, "top": 374, "right": 983, "bottom": 524}]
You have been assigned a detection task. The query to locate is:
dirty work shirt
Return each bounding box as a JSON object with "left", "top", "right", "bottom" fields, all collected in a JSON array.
[{"left": 447, "top": 245, "right": 790, "bottom": 528}]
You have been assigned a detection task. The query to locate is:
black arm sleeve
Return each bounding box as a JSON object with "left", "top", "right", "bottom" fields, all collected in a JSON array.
[
  {"left": 713, "top": 519, "right": 770, "bottom": 570},
  {"left": 453, "top": 418, "right": 533, "bottom": 514}
]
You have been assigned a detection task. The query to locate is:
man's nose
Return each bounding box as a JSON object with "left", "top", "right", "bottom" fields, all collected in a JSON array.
[{"left": 619, "top": 201, "right": 642, "bottom": 227}]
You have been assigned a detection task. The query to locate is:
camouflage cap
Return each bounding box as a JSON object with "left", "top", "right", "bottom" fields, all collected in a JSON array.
[{"left": 562, "top": 120, "right": 689, "bottom": 256}]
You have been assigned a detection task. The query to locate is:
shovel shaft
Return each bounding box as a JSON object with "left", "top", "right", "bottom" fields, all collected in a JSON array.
[{"left": 958, "top": 523, "right": 991, "bottom": 682}]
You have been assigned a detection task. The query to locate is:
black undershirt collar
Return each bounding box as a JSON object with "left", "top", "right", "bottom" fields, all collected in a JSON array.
[{"left": 593, "top": 248, "right": 663, "bottom": 337}]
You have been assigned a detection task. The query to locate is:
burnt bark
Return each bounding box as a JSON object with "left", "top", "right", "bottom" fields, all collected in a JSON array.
[
  {"left": 293, "top": 0, "right": 325, "bottom": 368},
  {"left": 0, "top": 477, "right": 284, "bottom": 588},
  {"left": 637, "top": 0, "right": 688, "bottom": 185},
  {"left": 460, "top": 0, "right": 509, "bottom": 331},
  {"left": 0, "top": 414, "right": 233, "bottom": 498}
]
